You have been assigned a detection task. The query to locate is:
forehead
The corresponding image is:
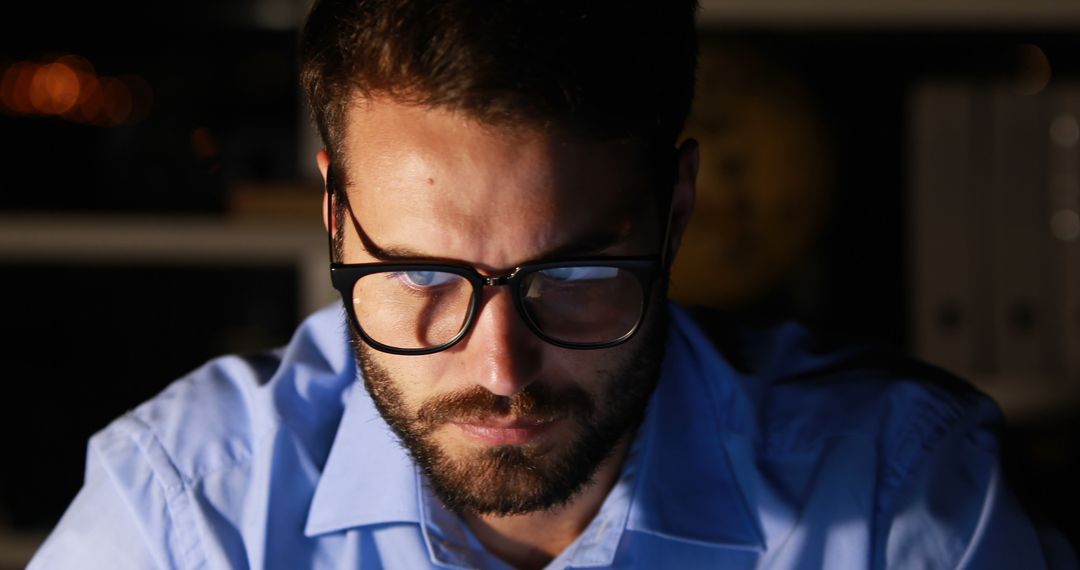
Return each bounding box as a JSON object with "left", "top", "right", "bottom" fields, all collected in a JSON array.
[{"left": 339, "top": 99, "right": 658, "bottom": 269}]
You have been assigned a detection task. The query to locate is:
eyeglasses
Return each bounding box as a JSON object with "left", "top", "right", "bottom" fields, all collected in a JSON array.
[{"left": 325, "top": 165, "right": 673, "bottom": 355}]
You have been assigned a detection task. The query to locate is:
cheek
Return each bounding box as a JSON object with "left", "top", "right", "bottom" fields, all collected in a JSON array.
[
  {"left": 373, "top": 352, "right": 465, "bottom": 408},
  {"left": 543, "top": 346, "right": 631, "bottom": 394}
]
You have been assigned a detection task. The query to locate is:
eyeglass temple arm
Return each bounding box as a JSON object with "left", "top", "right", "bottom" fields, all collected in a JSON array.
[
  {"left": 659, "top": 148, "right": 681, "bottom": 271},
  {"left": 325, "top": 165, "right": 337, "bottom": 264}
]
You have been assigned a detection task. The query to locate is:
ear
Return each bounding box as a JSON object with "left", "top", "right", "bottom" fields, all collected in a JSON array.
[
  {"left": 317, "top": 149, "right": 333, "bottom": 235},
  {"left": 667, "top": 138, "right": 699, "bottom": 261}
]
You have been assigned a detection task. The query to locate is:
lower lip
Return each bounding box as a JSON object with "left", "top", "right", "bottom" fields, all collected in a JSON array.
[{"left": 452, "top": 419, "right": 561, "bottom": 445}]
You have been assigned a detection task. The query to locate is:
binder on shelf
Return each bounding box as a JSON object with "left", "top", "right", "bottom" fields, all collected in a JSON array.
[
  {"left": 909, "top": 82, "right": 976, "bottom": 380},
  {"left": 990, "top": 87, "right": 1048, "bottom": 387},
  {"left": 910, "top": 80, "right": 1080, "bottom": 416},
  {"left": 1050, "top": 86, "right": 1080, "bottom": 389}
]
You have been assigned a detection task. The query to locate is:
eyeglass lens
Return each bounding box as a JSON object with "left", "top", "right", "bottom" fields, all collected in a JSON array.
[{"left": 351, "top": 266, "right": 644, "bottom": 350}]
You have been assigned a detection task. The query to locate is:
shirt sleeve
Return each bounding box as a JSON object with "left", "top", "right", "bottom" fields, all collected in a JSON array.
[
  {"left": 28, "top": 416, "right": 188, "bottom": 570},
  {"left": 882, "top": 395, "right": 1078, "bottom": 570}
]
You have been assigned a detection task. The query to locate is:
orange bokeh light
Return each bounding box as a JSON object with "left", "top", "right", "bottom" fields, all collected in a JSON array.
[
  {"left": 30, "top": 62, "right": 81, "bottom": 114},
  {"left": 74, "top": 73, "right": 106, "bottom": 124},
  {"left": 55, "top": 54, "right": 95, "bottom": 76},
  {"left": 0, "top": 64, "right": 19, "bottom": 113},
  {"left": 101, "top": 77, "right": 133, "bottom": 125},
  {"left": 1, "top": 55, "right": 151, "bottom": 126},
  {"left": 2, "top": 62, "right": 38, "bottom": 115}
]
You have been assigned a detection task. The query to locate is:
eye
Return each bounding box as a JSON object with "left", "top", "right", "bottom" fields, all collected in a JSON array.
[
  {"left": 539, "top": 266, "right": 620, "bottom": 282},
  {"left": 401, "top": 270, "right": 457, "bottom": 287}
]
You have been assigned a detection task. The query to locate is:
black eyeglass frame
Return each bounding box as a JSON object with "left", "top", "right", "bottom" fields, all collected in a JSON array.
[
  {"left": 325, "top": 162, "right": 676, "bottom": 355},
  {"left": 330, "top": 258, "right": 661, "bottom": 355}
]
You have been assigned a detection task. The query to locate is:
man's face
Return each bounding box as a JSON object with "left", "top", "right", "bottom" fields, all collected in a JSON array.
[{"left": 328, "top": 100, "right": 686, "bottom": 516}]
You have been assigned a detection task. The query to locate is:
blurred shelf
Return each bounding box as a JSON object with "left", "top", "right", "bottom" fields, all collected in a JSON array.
[
  {"left": 0, "top": 215, "right": 334, "bottom": 317},
  {"left": 908, "top": 82, "right": 1080, "bottom": 421},
  {"left": 227, "top": 180, "right": 324, "bottom": 223},
  {"left": 700, "top": 0, "right": 1080, "bottom": 29},
  {"left": 0, "top": 531, "right": 45, "bottom": 570},
  {"left": 975, "top": 374, "right": 1080, "bottom": 422}
]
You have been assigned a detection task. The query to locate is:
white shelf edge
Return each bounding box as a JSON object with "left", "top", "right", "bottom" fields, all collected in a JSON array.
[{"left": 0, "top": 215, "right": 335, "bottom": 317}]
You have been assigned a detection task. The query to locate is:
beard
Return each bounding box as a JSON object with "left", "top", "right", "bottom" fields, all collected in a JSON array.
[{"left": 346, "top": 306, "right": 668, "bottom": 517}]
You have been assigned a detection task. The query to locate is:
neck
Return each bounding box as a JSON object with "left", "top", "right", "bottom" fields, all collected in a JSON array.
[{"left": 462, "top": 436, "right": 632, "bottom": 570}]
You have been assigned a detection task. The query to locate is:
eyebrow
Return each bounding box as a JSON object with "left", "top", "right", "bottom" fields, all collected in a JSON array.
[
  {"left": 357, "top": 220, "right": 632, "bottom": 267},
  {"left": 532, "top": 228, "right": 631, "bottom": 261},
  {"left": 338, "top": 178, "right": 639, "bottom": 266}
]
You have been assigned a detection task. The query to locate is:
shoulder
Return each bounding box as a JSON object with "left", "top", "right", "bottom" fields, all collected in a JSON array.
[
  {"left": 679, "top": 305, "right": 1002, "bottom": 461},
  {"left": 40, "top": 305, "right": 356, "bottom": 568},
  {"left": 91, "top": 303, "right": 355, "bottom": 491},
  {"left": 678, "top": 307, "right": 1039, "bottom": 563}
]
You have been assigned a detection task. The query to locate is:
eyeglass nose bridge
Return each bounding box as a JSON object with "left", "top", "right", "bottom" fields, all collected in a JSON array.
[
  {"left": 482, "top": 276, "right": 510, "bottom": 287},
  {"left": 479, "top": 268, "right": 520, "bottom": 288}
]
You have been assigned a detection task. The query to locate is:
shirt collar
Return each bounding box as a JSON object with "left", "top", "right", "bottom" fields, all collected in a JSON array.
[
  {"left": 304, "top": 303, "right": 765, "bottom": 553},
  {"left": 304, "top": 378, "right": 421, "bottom": 536},
  {"left": 623, "top": 304, "right": 766, "bottom": 551}
]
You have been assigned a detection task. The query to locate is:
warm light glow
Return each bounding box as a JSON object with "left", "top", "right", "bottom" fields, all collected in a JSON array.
[
  {"left": 74, "top": 73, "right": 105, "bottom": 124},
  {"left": 2, "top": 62, "right": 38, "bottom": 115},
  {"left": 55, "top": 54, "right": 95, "bottom": 76},
  {"left": 29, "top": 62, "right": 81, "bottom": 114},
  {"left": 0, "top": 55, "right": 152, "bottom": 126},
  {"left": 101, "top": 77, "right": 133, "bottom": 125},
  {"left": 27, "top": 65, "right": 52, "bottom": 113},
  {"left": 55, "top": 55, "right": 98, "bottom": 122},
  {"left": 0, "top": 64, "right": 19, "bottom": 113}
]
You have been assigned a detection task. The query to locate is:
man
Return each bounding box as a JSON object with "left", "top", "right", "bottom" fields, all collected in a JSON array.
[{"left": 30, "top": 0, "right": 1074, "bottom": 568}]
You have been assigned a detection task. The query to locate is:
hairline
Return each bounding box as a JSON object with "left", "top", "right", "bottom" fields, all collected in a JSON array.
[{"left": 327, "top": 90, "right": 662, "bottom": 184}]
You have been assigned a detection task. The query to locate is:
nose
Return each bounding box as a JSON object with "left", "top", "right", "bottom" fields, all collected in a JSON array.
[{"left": 458, "top": 284, "right": 543, "bottom": 397}]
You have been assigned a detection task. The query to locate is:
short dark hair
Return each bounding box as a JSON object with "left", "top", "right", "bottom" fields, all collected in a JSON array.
[{"left": 299, "top": 0, "right": 700, "bottom": 167}]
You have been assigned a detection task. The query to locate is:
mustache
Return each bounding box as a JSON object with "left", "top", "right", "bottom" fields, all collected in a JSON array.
[{"left": 416, "top": 383, "right": 594, "bottom": 428}]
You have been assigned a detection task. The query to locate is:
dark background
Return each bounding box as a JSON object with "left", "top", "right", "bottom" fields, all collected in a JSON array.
[{"left": 1, "top": 0, "right": 1077, "bottom": 565}]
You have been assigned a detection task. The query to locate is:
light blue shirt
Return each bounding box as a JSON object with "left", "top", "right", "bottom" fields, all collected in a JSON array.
[{"left": 30, "top": 303, "right": 1075, "bottom": 569}]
